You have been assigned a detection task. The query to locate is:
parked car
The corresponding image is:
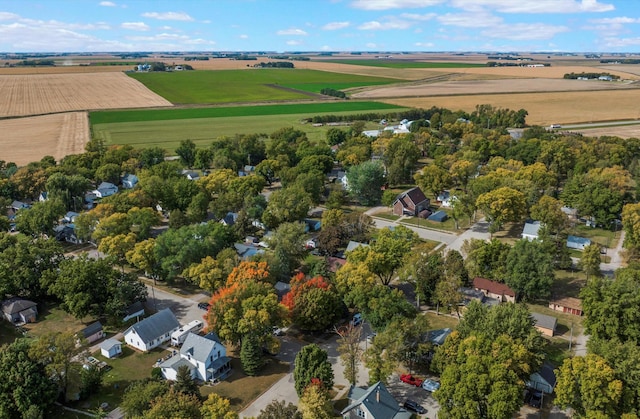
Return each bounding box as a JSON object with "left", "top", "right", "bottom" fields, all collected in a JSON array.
[
  {"left": 529, "top": 390, "right": 543, "bottom": 408},
  {"left": 422, "top": 378, "right": 440, "bottom": 392},
  {"left": 350, "top": 313, "right": 363, "bottom": 327},
  {"left": 366, "top": 333, "right": 377, "bottom": 344},
  {"left": 197, "top": 302, "right": 210, "bottom": 310},
  {"left": 403, "top": 399, "right": 427, "bottom": 414},
  {"left": 272, "top": 326, "right": 285, "bottom": 336},
  {"left": 400, "top": 373, "right": 423, "bottom": 387}
]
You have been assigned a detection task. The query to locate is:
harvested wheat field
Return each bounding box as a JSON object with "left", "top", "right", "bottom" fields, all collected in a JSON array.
[
  {"left": 383, "top": 89, "right": 640, "bottom": 127},
  {"left": 0, "top": 112, "right": 88, "bottom": 165},
  {"left": 0, "top": 65, "right": 130, "bottom": 75},
  {"left": 0, "top": 72, "right": 172, "bottom": 117},
  {"left": 353, "top": 78, "right": 639, "bottom": 98},
  {"left": 573, "top": 124, "right": 640, "bottom": 139}
]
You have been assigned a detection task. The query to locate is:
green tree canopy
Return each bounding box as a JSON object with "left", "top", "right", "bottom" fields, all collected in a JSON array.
[
  {"left": 346, "top": 160, "right": 386, "bottom": 206},
  {"left": 505, "top": 239, "right": 555, "bottom": 301},
  {"left": 293, "top": 344, "right": 334, "bottom": 396}
]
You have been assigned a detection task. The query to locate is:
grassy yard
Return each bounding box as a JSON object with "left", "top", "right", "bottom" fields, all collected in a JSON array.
[
  {"left": 22, "top": 303, "right": 96, "bottom": 338},
  {"left": 570, "top": 224, "right": 620, "bottom": 249},
  {"left": 71, "top": 345, "right": 167, "bottom": 411},
  {"left": 200, "top": 355, "right": 289, "bottom": 411},
  {"left": 529, "top": 303, "right": 583, "bottom": 338},
  {"left": 0, "top": 320, "right": 22, "bottom": 346},
  {"left": 552, "top": 268, "right": 587, "bottom": 298},
  {"left": 423, "top": 311, "right": 460, "bottom": 330},
  {"left": 400, "top": 214, "right": 470, "bottom": 233}
]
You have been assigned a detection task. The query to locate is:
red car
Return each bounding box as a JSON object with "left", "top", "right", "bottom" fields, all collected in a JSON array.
[{"left": 400, "top": 373, "right": 423, "bottom": 387}]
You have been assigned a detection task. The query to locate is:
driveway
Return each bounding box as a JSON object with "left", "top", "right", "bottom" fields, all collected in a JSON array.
[{"left": 145, "top": 282, "right": 209, "bottom": 324}]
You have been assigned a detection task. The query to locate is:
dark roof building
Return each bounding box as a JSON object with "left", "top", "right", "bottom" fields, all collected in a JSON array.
[
  {"left": 392, "top": 187, "right": 430, "bottom": 217},
  {"left": 341, "top": 382, "right": 411, "bottom": 419}
]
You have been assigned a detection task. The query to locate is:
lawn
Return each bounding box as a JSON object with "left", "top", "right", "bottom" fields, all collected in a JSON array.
[
  {"left": 128, "top": 69, "right": 400, "bottom": 104},
  {"left": 22, "top": 303, "right": 96, "bottom": 338},
  {"left": 400, "top": 210, "right": 471, "bottom": 233},
  {"left": 62, "top": 345, "right": 167, "bottom": 413},
  {"left": 92, "top": 105, "right": 407, "bottom": 150},
  {"left": 569, "top": 224, "right": 620, "bottom": 249},
  {"left": 424, "top": 311, "right": 460, "bottom": 330},
  {"left": 318, "top": 59, "right": 487, "bottom": 69},
  {"left": 200, "top": 355, "right": 289, "bottom": 411},
  {"left": 529, "top": 303, "right": 583, "bottom": 338}
]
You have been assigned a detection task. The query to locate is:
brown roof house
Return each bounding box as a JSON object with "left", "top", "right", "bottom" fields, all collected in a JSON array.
[
  {"left": 392, "top": 187, "right": 430, "bottom": 217},
  {"left": 549, "top": 297, "right": 583, "bottom": 316},
  {"left": 1, "top": 297, "right": 38, "bottom": 323},
  {"left": 473, "top": 277, "right": 516, "bottom": 303}
]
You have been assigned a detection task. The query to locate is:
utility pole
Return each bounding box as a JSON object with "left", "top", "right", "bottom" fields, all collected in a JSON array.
[{"left": 569, "top": 322, "right": 573, "bottom": 351}]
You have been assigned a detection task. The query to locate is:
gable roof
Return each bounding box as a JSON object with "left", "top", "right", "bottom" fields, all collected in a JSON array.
[
  {"left": 100, "top": 338, "right": 122, "bottom": 351},
  {"left": 180, "top": 332, "right": 223, "bottom": 363},
  {"left": 125, "top": 308, "right": 179, "bottom": 343},
  {"left": 473, "top": 277, "right": 516, "bottom": 298},
  {"left": 550, "top": 297, "right": 582, "bottom": 311},
  {"left": 427, "top": 210, "right": 448, "bottom": 222},
  {"left": 125, "top": 301, "right": 145, "bottom": 316},
  {"left": 346, "top": 241, "right": 369, "bottom": 252},
  {"left": 342, "top": 382, "right": 411, "bottom": 419},
  {"left": 531, "top": 312, "right": 557, "bottom": 331},
  {"left": 522, "top": 221, "right": 541, "bottom": 237},
  {"left": 567, "top": 235, "right": 591, "bottom": 246},
  {"left": 403, "top": 187, "right": 428, "bottom": 206},
  {"left": 80, "top": 321, "right": 103, "bottom": 338},
  {"left": 1, "top": 298, "right": 37, "bottom": 315}
]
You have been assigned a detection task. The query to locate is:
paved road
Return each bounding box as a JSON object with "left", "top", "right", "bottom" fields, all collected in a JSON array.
[{"left": 144, "top": 282, "right": 209, "bottom": 324}]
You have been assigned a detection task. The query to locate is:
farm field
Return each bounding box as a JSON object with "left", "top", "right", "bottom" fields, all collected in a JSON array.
[
  {"left": 128, "top": 69, "right": 401, "bottom": 104},
  {"left": 383, "top": 89, "right": 640, "bottom": 127},
  {"left": 0, "top": 72, "right": 172, "bottom": 117},
  {"left": 92, "top": 105, "right": 407, "bottom": 150},
  {"left": 573, "top": 123, "right": 640, "bottom": 138},
  {"left": 353, "top": 77, "right": 640, "bottom": 99},
  {"left": 89, "top": 101, "right": 403, "bottom": 124},
  {"left": 0, "top": 112, "right": 88, "bottom": 165},
  {"left": 317, "top": 59, "right": 487, "bottom": 68}
]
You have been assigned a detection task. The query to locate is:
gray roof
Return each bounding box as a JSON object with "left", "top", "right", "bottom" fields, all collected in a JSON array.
[
  {"left": 180, "top": 332, "right": 223, "bottom": 363},
  {"left": 159, "top": 356, "right": 195, "bottom": 371},
  {"left": 342, "top": 382, "right": 410, "bottom": 419},
  {"left": 567, "top": 235, "right": 591, "bottom": 245},
  {"left": 1, "top": 298, "right": 37, "bottom": 315},
  {"left": 81, "top": 321, "right": 103, "bottom": 338},
  {"left": 531, "top": 312, "right": 557, "bottom": 331},
  {"left": 427, "top": 210, "right": 448, "bottom": 222},
  {"left": 426, "top": 328, "right": 452, "bottom": 346},
  {"left": 522, "top": 221, "right": 541, "bottom": 237},
  {"left": 125, "top": 301, "right": 145, "bottom": 316},
  {"left": 100, "top": 338, "right": 122, "bottom": 351},
  {"left": 125, "top": 308, "right": 179, "bottom": 343},
  {"left": 346, "top": 241, "right": 369, "bottom": 252}
]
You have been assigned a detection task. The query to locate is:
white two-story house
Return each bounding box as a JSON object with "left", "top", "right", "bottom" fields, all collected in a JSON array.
[{"left": 160, "top": 332, "right": 232, "bottom": 383}]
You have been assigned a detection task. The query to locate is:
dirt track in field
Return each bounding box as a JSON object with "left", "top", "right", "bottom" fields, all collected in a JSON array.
[
  {"left": 0, "top": 72, "right": 172, "bottom": 117},
  {"left": 0, "top": 112, "right": 89, "bottom": 165}
]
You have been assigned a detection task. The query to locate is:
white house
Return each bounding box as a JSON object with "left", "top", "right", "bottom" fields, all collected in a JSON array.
[
  {"left": 437, "top": 190, "right": 455, "bottom": 208},
  {"left": 522, "top": 221, "right": 542, "bottom": 241},
  {"left": 1, "top": 298, "right": 38, "bottom": 323},
  {"left": 123, "top": 308, "right": 180, "bottom": 352},
  {"left": 341, "top": 382, "right": 411, "bottom": 419},
  {"left": 100, "top": 338, "right": 123, "bottom": 359},
  {"left": 160, "top": 332, "right": 232, "bottom": 383},
  {"left": 122, "top": 301, "right": 145, "bottom": 323},
  {"left": 182, "top": 170, "right": 200, "bottom": 181},
  {"left": 92, "top": 182, "right": 119, "bottom": 198}
]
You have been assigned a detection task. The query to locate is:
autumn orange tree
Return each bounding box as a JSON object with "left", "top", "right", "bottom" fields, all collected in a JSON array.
[
  {"left": 282, "top": 273, "right": 343, "bottom": 332},
  {"left": 206, "top": 261, "right": 287, "bottom": 346}
]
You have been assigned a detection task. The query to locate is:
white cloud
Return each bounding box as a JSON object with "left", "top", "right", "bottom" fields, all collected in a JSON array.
[
  {"left": 121, "top": 21, "right": 149, "bottom": 31},
  {"left": 438, "top": 12, "right": 502, "bottom": 28},
  {"left": 322, "top": 21, "right": 350, "bottom": 30},
  {"left": 590, "top": 17, "right": 640, "bottom": 24},
  {"left": 401, "top": 13, "right": 437, "bottom": 21},
  {"left": 277, "top": 28, "right": 308, "bottom": 36},
  {"left": 415, "top": 41, "right": 435, "bottom": 47},
  {"left": 239, "top": 34, "right": 249, "bottom": 39},
  {"left": 185, "top": 38, "right": 215, "bottom": 45},
  {"left": 449, "top": 0, "right": 614, "bottom": 13},
  {"left": 350, "top": 0, "right": 444, "bottom": 10},
  {"left": 0, "top": 12, "right": 19, "bottom": 20},
  {"left": 365, "top": 42, "right": 378, "bottom": 48},
  {"left": 141, "top": 11, "right": 194, "bottom": 21},
  {"left": 286, "top": 40, "right": 302, "bottom": 45},
  {"left": 601, "top": 36, "right": 640, "bottom": 48},
  {"left": 358, "top": 19, "right": 413, "bottom": 30},
  {"left": 481, "top": 22, "right": 569, "bottom": 40},
  {"left": 99, "top": 1, "right": 116, "bottom": 6},
  {"left": 321, "top": 45, "right": 332, "bottom": 51}
]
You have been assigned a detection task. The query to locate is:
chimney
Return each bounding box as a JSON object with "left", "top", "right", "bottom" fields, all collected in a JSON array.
[{"left": 376, "top": 389, "right": 380, "bottom": 403}]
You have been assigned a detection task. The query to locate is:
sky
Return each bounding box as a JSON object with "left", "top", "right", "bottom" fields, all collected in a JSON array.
[{"left": 0, "top": 0, "right": 638, "bottom": 53}]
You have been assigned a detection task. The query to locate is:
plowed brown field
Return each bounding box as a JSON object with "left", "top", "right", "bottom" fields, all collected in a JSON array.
[
  {"left": 0, "top": 72, "right": 172, "bottom": 117},
  {"left": 0, "top": 112, "right": 89, "bottom": 165},
  {"left": 383, "top": 89, "right": 640, "bottom": 127}
]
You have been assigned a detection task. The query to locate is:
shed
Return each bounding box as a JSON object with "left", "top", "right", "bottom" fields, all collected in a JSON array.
[
  {"left": 522, "top": 221, "right": 541, "bottom": 241},
  {"left": 567, "top": 235, "right": 591, "bottom": 250},
  {"left": 527, "top": 362, "right": 557, "bottom": 394},
  {"left": 531, "top": 312, "right": 557, "bottom": 337},
  {"left": 100, "top": 338, "right": 123, "bottom": 359},
  {"left": 473, "top": 277, "right": 516, "bottom": 303},
  {"left": 79, "top": 321, "right": 104, "bottom": 344},
  {"left": 549, "top": 297, "right": 583, "bottom": 316},
  {"left": 123, "top": 301, "right": 145, "bottom": 323},
  {"left": 122, "top": 174, "right": 139, "bottom": 189},
  {"left": 427, "top": 210, "right": 448, "bottom": 222}
]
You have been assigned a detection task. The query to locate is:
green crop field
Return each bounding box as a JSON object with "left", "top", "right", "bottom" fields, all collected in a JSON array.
[
  {"left": 128, "top": 69, "right": 400, "bottom": 104},
  {"left": 89, "top": 101, "right": 404, "bottom": 124},
  {"left": 319, "top": 59, "right": 487, "bottom": 68},
  {"left": 92, "top": 103, "right": 408, "bottom": 151}
]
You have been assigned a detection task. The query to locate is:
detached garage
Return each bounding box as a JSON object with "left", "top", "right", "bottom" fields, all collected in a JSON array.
[{"left": 428, "top": 210, "right": 448, "bottom": 222}]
